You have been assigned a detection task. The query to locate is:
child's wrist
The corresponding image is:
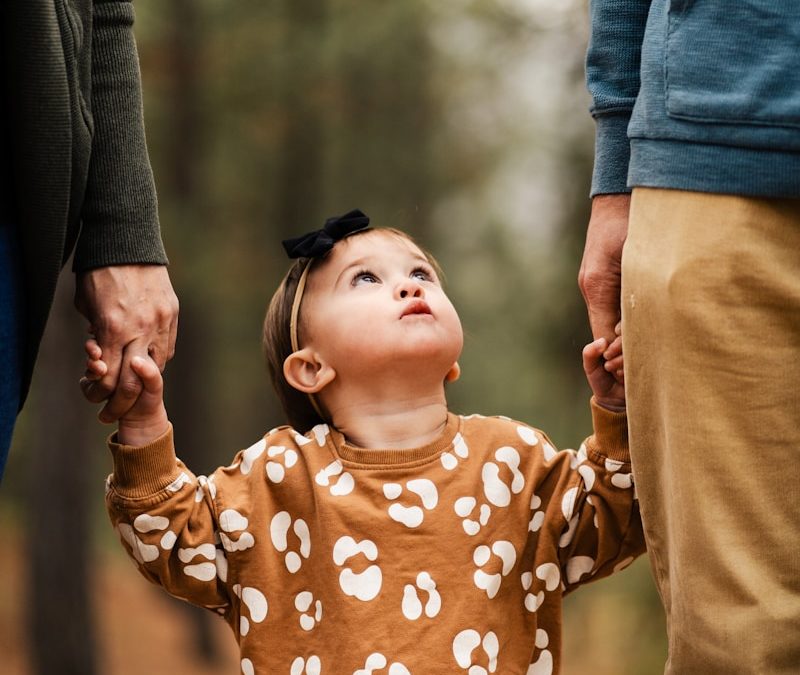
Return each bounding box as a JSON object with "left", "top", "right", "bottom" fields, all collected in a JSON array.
[
  {"left": 594, "top": 396, "right": 626, "bottom": 413},
  {"left": 118, "top": 409, "right": 170, "bottom": 446}
]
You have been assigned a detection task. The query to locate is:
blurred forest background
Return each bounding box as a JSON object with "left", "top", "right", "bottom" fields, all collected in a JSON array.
[{"left": 0, "top": 0, "right": 666, "bottom": 673}]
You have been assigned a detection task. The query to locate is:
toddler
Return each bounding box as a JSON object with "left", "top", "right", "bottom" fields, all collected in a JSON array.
[{"left": 90, "top": 210, "right": 643, "bottom": 674}]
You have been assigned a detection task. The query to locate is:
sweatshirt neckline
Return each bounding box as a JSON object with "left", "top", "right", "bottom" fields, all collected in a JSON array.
[{"left": 328, "top": 413, "right": 461, "bottom": 468}]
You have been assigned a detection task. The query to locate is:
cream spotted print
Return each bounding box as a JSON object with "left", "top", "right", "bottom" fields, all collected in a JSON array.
[
  {"left": 614, "top": 556, "right": 635, "bottom": 573},
  {"left": 452, "top": 629, "right": 499, "bottom": 674},
  {"left": 353, "top": 653, "right": 410, "bottom": 675},
  {"left": 315, "top": 460, "right": 355, "bottom": 496},
  {"left": 265, "top": 445, "right": 299, "bottom": 483},
  {"left": 295, "top": 591, "right": 323, "bottom": 631},
  {"left": 270, "top": 512, "right": 311, "bottom": 573},
  {"left": 291, "top": 655, "right": 322, "bottom": 674},
  {"left": 311, "top": 423, "right": 331, "bottom": 446},
  {"left": 232, "top": 584, "right": 268, "bottom": 637},
  {"left": 441, "top": 432, "right": 469, "bottom": 470},
  {"left": 333, "top": 536, "right": 382, "bottom": 601},
  {"left": 401, "top": 572, "right": 441, "bottom": 620},
  {"left": 382, "top": 479, "right": 438, "bottom": 528},
  {"left": 117, "top": 522, "right": 159, "bottom": 565},
  {"left": 482, "top": 447, "right": 525, "bottom": 507},
  {"left": 454, "top": 497, "right": 491, "bottom": 536},
  {"left": 133, "top": 512, "right": 178, "bottom": 553},
  {"left": 526, "top": 629, "right": 553, "bottom": 675},
  {"left": 473, "top": 541, "right": 516, "bottom": 599},
  {"left": 219, "top": 509, "right": 256, "bottom": 553},
  {"left": 238, "top": 438, "right": 266, "bottom": 475},
  {"left": 241, "top": 657, "right": 254, "bottom": 675},
  {"left": 166, "top": 471, "right": 191, "bottom": 493},
  {"left": 566, "top": 556, "right": 595, "bottom": 584},
  {"left": 528, "top": 494, "right": 545, "bottom": 533},
  {"left": 520, "top": 572, "right": 544, "bottom": 613},
  {"left": 454, "top": 445, "right": 525, "bottom": 537},
  {"left": 197, "top": 474, "right": 217, "bottom": 501},
  {"left": 178, "top": 543, "right": 218, "bottom": 582},
  {"left": 536, "top": 563, "right": 561, "bottom": 592}
]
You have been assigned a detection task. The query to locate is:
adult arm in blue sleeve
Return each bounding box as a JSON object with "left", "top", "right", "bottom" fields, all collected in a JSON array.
[{"left": 585, "top": 0, "right": 652, "bottom": 196}]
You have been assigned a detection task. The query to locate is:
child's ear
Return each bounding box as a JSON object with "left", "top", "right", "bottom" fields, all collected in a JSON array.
[
  {"left": 283, "top": 348, "right": 336, "bottom": 393},
  {"left": 445, "top": 362, "right": 461, "bottom": 383}
]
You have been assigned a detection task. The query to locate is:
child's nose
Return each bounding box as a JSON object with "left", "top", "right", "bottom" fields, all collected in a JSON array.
[{"left": 397, "top": 279, "right": 424, "bottom": 299}]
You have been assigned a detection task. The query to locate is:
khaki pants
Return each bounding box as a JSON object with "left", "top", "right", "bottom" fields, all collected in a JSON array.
[{"left": 622, "top": 188, "right": 800, "bottom": 674}]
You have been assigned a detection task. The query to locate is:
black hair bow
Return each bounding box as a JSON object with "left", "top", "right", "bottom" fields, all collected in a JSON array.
[{"left": 282, "top": 209, "right": 371, "bottom": 259}]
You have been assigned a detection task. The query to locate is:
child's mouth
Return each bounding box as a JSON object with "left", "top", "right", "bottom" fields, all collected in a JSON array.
[{"left": 400, "top": 300, "right": 432, "bottom": 318}]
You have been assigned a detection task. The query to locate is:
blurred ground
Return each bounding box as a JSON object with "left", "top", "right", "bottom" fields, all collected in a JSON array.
[{"left": 0, "top": 510, "right": 238, "bottom": 675}]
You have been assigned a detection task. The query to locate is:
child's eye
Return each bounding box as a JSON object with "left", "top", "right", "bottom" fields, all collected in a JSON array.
[
  {"left": 352, "top": 270, "right": 379, "bottom": 285},
  {"left": 411, "top": 267, "right": 434, "bottom": 282}
]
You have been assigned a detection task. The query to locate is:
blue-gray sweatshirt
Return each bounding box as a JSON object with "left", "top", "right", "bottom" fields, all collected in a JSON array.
[{"left": 586, "top": 0, "right": 800, "bottom": 198}]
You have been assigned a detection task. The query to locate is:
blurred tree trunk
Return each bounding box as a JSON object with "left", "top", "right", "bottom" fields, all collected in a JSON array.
[
  {"left": 160, "top": 0, "right": 224, "bottom": 664},
  {"left": 274, "top": 0, "right": 328, "bottom": 235},
  {"left": 25, "top": 272, "right": 97, "bottom": 675},
  {"left": 330, "top": 1, "right": 435, "bottom": 238}
]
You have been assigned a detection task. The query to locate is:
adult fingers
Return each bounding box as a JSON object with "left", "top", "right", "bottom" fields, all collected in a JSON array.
[
  {"left": 579, "top": 194, "right": 630, "bottom": 341},
  {"left": 145, "top": 296, "right": 179, "bottom": 371}
]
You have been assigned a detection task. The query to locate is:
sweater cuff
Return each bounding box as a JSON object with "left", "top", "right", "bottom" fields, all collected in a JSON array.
[
  {"left": 586, "top": 397, "right": 629, "bottom": 463},
  {"left": 107, "top": 423, "right": 182, "bottom": 498},
  {"left": 591, "top": 113, "right": 633, "bottom": 197}
]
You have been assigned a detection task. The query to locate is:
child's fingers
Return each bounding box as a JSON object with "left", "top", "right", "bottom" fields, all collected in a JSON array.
[
  {"left": 84, "top": 338, "right": 102, "bottom": 360},
  {"left": 85, "top": 357, "right": 108, "bottom": 379},
  {"left": 129, "top": 355, "right": 163, "bottom": 393},
  {"left": 582, "top": 338, "right": 607, "bottom": 374}
]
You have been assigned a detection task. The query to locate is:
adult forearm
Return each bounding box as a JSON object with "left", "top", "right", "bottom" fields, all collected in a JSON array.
[{"left": 75, "top": 0, "right": 167, "bottom": 272}]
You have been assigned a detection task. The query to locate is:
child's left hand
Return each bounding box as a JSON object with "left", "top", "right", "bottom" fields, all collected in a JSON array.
[{"left": 583, "top": 323, "right": 625, "bottom": 411}]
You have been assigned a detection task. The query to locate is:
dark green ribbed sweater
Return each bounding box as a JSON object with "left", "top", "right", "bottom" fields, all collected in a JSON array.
[{"left": 4, "top": 0, "right": 168, "bottom": 407}]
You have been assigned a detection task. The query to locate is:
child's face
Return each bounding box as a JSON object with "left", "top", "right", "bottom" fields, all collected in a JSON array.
[{"left": 300, "top": 230, "right": 463, "bottom": 381}]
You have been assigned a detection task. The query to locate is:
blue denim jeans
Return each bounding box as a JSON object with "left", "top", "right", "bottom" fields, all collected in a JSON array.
[{"left": 0, "top": 216, "right": 22, "bottom": 482}]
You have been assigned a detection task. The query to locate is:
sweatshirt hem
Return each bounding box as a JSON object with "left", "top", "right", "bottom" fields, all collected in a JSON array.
[{"left": 629, "top": 139, "right": 800, "bottom": 199}]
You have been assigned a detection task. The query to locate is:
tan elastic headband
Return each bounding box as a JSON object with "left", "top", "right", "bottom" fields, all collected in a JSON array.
[
  {"left": 289, "top": 261, "right": 312, "bottom": 353},
  {"left": 288, "top": 261, "right": 326, "bottom": 421}
]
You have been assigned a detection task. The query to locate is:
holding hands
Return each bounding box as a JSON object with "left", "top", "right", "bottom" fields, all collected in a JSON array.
[
  {"left": 76, "top": 264, "right": 178, "bottom": 424},
  {"left": 83, "top": 340, "right": 169, "bottom": 447},
  {"left": 583, "top": 322, "right": 625, "bottom": 411}
]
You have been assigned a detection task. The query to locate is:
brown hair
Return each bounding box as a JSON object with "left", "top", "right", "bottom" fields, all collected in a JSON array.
[{"left": 263, "top": 228, "right": 443, "bottom": 431}]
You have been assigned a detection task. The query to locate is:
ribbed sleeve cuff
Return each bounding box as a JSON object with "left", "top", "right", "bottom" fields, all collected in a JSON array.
[
  {"left": 107, "top": 424, "right": 181, "bottom": 498},
  {"left": 591, "top": 113, "right": 633, "bottom": 197},
  {"left": 586, "top": 397, "right": 629, "bottom": 463}
]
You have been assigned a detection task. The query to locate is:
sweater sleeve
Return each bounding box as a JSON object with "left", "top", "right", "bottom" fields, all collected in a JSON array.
[
  {"left": 73, "top": 0, "right": 168, "bottom": 273},
  {"left": 585, "top": 0, "right": 652, "bottom": 196},
  {"left": 528, "top": 399, "right": 645, "bottom": 594},
  {"left": 105, "top": 425, "right": 234, "bottom": 614}
]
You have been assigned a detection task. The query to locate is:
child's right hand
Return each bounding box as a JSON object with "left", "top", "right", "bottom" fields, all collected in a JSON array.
[
  {"left": 582, "top": 323, "right": 625, "bottom": 411},
  {"left": 82, "top": 339, "right": 170, "bottom": 446}
]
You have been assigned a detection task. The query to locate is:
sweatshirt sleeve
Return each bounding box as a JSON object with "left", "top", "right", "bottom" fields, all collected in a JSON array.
[
  {"left": 585, "top": 0, "right": 652, "bottom": 196},
  {"left": 527, "top": 399, "right": 645, "bottom": 594},
  {"left": 105, "top": 425, "right": 233, "bottom": 614},
  {"left": 73, "top": 0, "right": 168, "bottom": 272}
]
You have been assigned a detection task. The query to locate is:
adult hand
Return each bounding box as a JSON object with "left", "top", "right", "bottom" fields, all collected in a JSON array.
[
  {"left": 75, "top": 264, "right": 179, "bottom": 423},
  {"left": 578, "top": 193, "right": 631, "bottom": 342}
]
